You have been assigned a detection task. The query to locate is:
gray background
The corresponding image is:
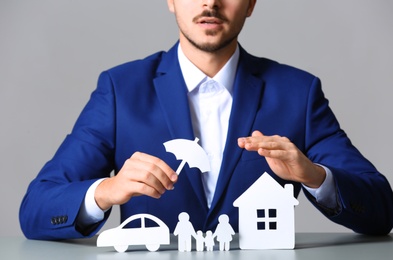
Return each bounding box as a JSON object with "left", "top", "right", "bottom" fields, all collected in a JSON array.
[{"left": 1, "top": 0, "right": 392, "bottom": 236}]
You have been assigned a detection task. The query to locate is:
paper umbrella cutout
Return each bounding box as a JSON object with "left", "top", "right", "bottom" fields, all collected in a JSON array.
[{"left": 163, "top": 137, "right": 211, "bottom": 175}]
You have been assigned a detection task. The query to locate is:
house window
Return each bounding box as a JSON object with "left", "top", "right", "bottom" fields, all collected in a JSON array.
[
  {"left": 257, "top": 221, "right": 265, "bottom": 230},
  {"left": 269, "top": 209, "right": 277, "bottom": 218},
  {"left": 257, "top": 209, "right": 265, "bottom": 218},
  {"left": 269, "top": 221, "right": 277, "bottom": 230},
  {"left": 256, "top": 208, "right": 277, "bottom": 231}
]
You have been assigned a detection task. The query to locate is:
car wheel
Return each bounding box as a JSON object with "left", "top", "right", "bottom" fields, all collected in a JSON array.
[
  {"left": 145, "top": 244, "right": 160, "bottom": 252},
  {"left": 114, "top": 245, "right": 128, "bottom": 253}
]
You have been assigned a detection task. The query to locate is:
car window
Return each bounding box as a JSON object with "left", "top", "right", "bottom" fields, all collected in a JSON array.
[
  {"left": 123, "top": 218, "right": 142, "bottom": 229},
  {"left": 145, "top": 218, "right": 160, "bottom": 228}
]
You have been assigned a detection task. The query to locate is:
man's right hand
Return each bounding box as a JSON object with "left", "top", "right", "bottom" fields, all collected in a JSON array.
[{"left": 94, "top": 152, "right": 178, "bottom": 211}]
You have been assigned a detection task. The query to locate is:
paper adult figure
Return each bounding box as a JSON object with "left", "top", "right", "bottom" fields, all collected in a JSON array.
[
  {"left": 213, "top": 214, "right": 235, "bottom": 251},
  {"left": 163, "top": 137, "right": 210, "bottom": 175},
  {"left": 173, "top": 212, "right": 197, "bottom": 252}
]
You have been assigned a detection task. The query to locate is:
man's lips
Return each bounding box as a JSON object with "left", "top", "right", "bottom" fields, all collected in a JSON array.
[
  {"left": 197, "top": 17, "right": 224, "bottom": 25},
  {"left": 193, "top": 10, "right": 228, "bottom": 25}
]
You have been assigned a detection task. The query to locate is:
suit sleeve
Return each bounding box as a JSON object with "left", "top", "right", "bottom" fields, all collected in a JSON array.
[
  {"left": 303, "top": 77, "right": 393, "bottom": 235},
  {"left": 19, "top": 71, "right": 116, "bottom": 240}
]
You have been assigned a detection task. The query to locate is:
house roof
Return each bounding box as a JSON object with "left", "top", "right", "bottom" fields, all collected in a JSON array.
[{"left": 233, "top": 172, "right": 299, "bottom": 207}]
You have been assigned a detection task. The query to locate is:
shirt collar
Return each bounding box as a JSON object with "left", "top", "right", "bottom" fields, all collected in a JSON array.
[{"left": 177, "top": 44, "right": 239, "bottom": 95}]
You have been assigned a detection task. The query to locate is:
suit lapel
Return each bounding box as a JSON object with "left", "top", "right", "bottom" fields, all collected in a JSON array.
[
  {"left": 153, "top": 44, "right": 208, "bottom": 210},
  {"left": 209, "top": 48, "right": 266, "bottom": 211}
]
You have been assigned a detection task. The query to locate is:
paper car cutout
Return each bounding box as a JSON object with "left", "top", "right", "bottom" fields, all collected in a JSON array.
[{"left": 97, "top": 213, "right": 170, "bottom": 252}]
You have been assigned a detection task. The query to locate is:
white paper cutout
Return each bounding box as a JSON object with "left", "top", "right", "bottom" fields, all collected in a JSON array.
[
  {"left": 173, "top": 212, "right": 235, "bottom": 252},
  {"left": 97, "top": 213, "right": 170, "bottom": 252},
  {"left": 233, "top": 172, "right": 299, "bottom": 249},
  {"left": 173, "top": 212, "right": 197, "bottom": 252},
  {"left": 213, "top": 214, "right": 235, "bottom": 251},
  {"left": 97, "top": 139, "right": 299, "bottom": 253},
  {"left": 204, "top": 230, "right": 215, "bottom": 251},
  {"left": 163, "top": 137, "right": 211, "bottom": 175},
  {"left": 195, "top": 230, "right": 204, "bottom": 251}
]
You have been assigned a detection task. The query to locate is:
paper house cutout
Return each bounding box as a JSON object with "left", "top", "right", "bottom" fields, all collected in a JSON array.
[
  {"left": 233, "top": 172, "right": 299, "bottom": 249},
  {"left": 97, "top": 213, "right": 170, "bottom": 252}
]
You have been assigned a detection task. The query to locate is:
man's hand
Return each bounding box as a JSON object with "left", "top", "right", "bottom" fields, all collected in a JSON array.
[
  {"left": 238, "top": 130, "right": 326, "bottom": 188},
  {"left": 94, "top": 152, "right": 178, "bottom": 211}
]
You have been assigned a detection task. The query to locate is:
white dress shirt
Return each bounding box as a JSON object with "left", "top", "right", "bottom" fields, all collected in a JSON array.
[
  {"left": 178, "top": 45, "right": 238, "bottom": 207},
  {"left": 77, "top": 45, "right": 339, "bottom": 226}
]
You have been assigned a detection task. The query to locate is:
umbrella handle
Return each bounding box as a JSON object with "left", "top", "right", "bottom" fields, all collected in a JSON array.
[
  {"left": 176, "top": 160, "right": 186, "bottom": 175},
  {"left": 175, "top": 137, "right": 200, "bottom": 175}
]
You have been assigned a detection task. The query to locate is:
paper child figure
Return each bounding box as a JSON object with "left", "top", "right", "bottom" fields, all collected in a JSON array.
[
  {"left": 173, "top": 212, "right": 197, "bottom": 252},
  {"left": 213, "top": 214, "right": 235, "bottom": 251},
  {"left": 204, "top": 230, "right": 215, "bottom": 251},
  {"left": 195, "top": 230, "right": 205, "bottom": 251}
]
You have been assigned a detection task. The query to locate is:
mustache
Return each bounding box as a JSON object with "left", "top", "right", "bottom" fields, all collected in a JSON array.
[{"left": 192, "top": 10, "right": 228, "bottom": 23}]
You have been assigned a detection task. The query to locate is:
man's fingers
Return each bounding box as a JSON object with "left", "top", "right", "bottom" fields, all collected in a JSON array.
[
  {"left": 95, "top": 152, "right": 177, "bottom": 209},
  {"left": 132, "top": 152, "right": 177, "bottom": 180},
  {"left": 130, "top": 152, "right": 177, "bottom": 188},
  {"left": 251, "top": 130, "right": 263, "bottom": 137},
  {"left": 238, "top": 132, "right": 295, "bottom": 160},
  {"left": 257, "top": 147, "right": 288, "bottom": 158},
  {"left": 130, "top": 167, "right": 169, "bottom": 195},
  {"left": 130, "top": 181, "right": 163, "bottom": 199}
]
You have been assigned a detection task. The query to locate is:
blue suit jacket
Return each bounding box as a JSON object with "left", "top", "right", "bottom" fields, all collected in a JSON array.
[{"left": 20, "top": 43, "right": 393, "bottom": 240}]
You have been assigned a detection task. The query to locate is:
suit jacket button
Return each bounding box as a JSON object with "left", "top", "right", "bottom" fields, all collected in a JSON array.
[
  {"left": 61, "top": 216, "right": 68, "bottom": 224},
  {"left": 51, "top": 217, "right": 58, "bottom": 225}
]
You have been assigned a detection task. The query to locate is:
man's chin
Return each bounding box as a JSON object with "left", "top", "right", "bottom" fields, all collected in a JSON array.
[{"left": 188, "top": 37, "right": 236, "bottom": 53}]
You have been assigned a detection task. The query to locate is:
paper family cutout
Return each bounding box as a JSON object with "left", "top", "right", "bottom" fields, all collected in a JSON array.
[
  {"left": 96, "top": 138, "right": 299, "bottom": 252},
  {"left": 174, "top": 212, "right": 235, "bottom": 252}
]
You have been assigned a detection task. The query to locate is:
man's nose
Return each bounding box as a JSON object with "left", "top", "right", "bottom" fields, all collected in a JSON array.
[{"left": 202, "top": 0, "right": 221, "bottom": 9}]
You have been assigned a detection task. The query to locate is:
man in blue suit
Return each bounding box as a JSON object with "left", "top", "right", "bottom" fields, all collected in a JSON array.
[{"left": 20, "top": 0, "right": 393, "bottom": 240}]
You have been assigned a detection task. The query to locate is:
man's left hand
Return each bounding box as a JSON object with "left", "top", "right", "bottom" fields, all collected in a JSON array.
[{"left": 238, "top": 130, "right": 326, "bottom": 188}]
